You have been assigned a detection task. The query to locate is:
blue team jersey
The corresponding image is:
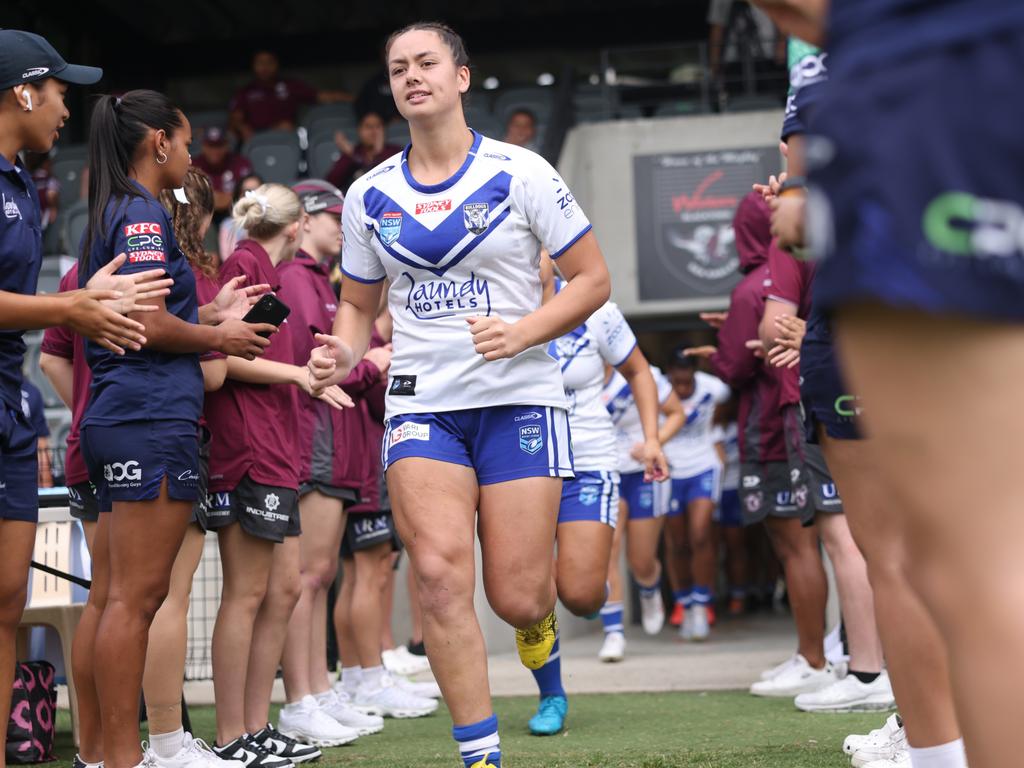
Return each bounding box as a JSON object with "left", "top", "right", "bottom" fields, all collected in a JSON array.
[
  {"left": 0, "top": 155, "right": 43, "bottom": 412},
  {"left": 781, "top": 40, "right": 827, "bottom": 141},
  {"left": 79, "top": 181, "right": 203, "bottom": 427},
  {"left": 828, "top": 0, "right": 1024, "bottom": 76}
]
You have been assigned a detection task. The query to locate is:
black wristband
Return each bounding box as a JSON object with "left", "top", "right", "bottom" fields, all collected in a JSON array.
[{"left": 777, "top": 176, "right": 807, "bottom": 196}]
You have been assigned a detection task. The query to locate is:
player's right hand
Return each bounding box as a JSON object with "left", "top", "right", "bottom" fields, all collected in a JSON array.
[
  {"left": 64, "top": 290, "right": 149, "bottom": 355},
  {"left": 308, "top": 334, "right": 355, "bottom": 394},
  {"left": 86, "top": 253, "right": 174, "bottom": 315},
  {"left": 216, "top": 319, "right": 274, "bottom": 360}
]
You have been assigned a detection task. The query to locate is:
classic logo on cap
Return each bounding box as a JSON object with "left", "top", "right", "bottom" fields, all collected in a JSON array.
[{"left": 21, "top": 67, "right": 49, "bottom": 79}]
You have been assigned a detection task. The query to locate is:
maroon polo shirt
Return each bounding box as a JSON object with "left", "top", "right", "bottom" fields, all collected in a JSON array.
[
  {"left": 765, "top": 242, "right": 815, "bottom": 406},
  {"left": 192, "top": 153, "right": 254, "bottom": 196},
  {"left": 229, "top": 78, "right": 318, "bottom": 132}
]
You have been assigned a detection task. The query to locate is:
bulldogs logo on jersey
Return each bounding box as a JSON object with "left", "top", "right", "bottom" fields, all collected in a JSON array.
[
  {"left": 380, "top": 212, "right": 403, "bottom": 246},
  {"left": 463, "top": 202, "right": 489, "bottom": 235}
]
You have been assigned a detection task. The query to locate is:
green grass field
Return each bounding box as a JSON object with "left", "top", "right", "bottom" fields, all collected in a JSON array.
[{"left": 50, "top": 692, "right": 884, "bottom": 768}]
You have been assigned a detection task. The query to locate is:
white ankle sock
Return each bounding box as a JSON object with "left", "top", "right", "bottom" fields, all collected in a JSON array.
[
  {"left": 76, "top": 755, "right": 103, "bottom": 768},
  {"left": 362, "top": 665, "right": 385, "bottom": 688},
  {"left": 149, "top": 728, "right": 185, "bottom": 760},
  {"left": 341, "top": 666, "right": 363, "bottom": 693},
  {"left": 908, "top": 738, "right": 967, "bottom": 768}
]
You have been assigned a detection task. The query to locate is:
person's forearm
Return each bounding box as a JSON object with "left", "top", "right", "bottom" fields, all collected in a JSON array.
[
  {"left": 0, "top": 292, "right": 72, "bottom": 331},
  {"left": 39, "top": 353, "right": 74, "bottom": 408},
  {"left": 226, "top": 356, "right": 303, "bottom": 386},
  {"left": 622, "top": 366, "right": 660, "bottom": 447},
  {"left": 333, "top": 298, "right": 376, "bottom": 363},
  {"left": 659, "top": 411, "right": 685, "bottom": 445},
  {"left": 202, "top": 358, "right": 228, "bottom": 392},
  {"left": 514, "top": 268, "right": 610, "bottom": 349},
  {"left": 760, "top": 298, "right": 796, "bottom": 351}
]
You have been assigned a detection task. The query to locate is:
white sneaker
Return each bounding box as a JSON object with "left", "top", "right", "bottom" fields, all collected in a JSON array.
[
  {"left": 314, "top": 690, "right": 384, "bottom": 736},
  {"left": 149, "top": 734, "right": 246, "bottom": 768},
  {"left": 794, "top": 671, "right": 895, "bottom": 713},
  {"left": 354, "top": 674, "right": 438, "bottom": 718},
  {"left": 851, "top": 723, "right": 908, "bottom": 768},
  {"left": 861, "top": 753, "right": 910, "bottom": 768},
  {"left": 749, "top": 655, "right": 838, "bottom": 697},
  {"left": 688, "top": 604, "right": 709, "bottom": 641},
  {"left": 392, "top": 674, "right": 442, "bottom": 699},
  {"left": 382, "top": 646, "right": 431, "bottom": 676},
  {"left": 639, "top": 589, "right": 665, "bottom": 635},
  {"left": 760, "top": 654, "right": 800, "bottom": 681},
  {"left": 598, "top": 631, "right": 626, "bottom": 663},
  {"left": 844, "top": 713, "right": 903, "bottom": 756},
  {"left": 278, "top": 695, "right": 360, "bottom": 747},
  {"left": 679, "top": 609, "right": 694, "bottom": 640}
]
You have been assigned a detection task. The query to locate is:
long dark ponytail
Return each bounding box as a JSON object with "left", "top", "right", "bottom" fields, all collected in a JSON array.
[{"left": 82, "top": 89, "right": 183, "bottom": 269}]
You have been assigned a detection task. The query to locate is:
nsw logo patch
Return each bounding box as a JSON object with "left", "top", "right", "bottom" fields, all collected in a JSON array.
[
  {"left": 518, "top": 424, "right": 543, "bottom": 456},
  {"left": 380, "top": 212, "right": 403, "bottom": 246}
]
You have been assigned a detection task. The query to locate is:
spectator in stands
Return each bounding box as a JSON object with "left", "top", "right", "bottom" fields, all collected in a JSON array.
[
  {"left": 219, "top": 172, "right": 263, "bottom": 264},
  {"left": 327, "top": 112, "right": 401, "bottom": 193},
  {"left": 25, "top": 152, "right": 59, "bottom": 229},
  {"left": 502, "top": 108, "right": 538, "bottom": 150},
  {"left": 354, "top": 70, "right": 398, "bottom": 125},
  {"left": 191, "top": 126, "right": 253, "bottom": 221},
  {"left": 229, "top": 50, "right": 351, "bottom": 143},
  {"left": 707, "top": 0, "right": 786, "bottom": 104},
  {"left": 19, "top": 377, "right": 52, "bottom": 487}
]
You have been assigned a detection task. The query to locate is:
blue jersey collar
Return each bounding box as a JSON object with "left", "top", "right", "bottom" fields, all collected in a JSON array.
[{"left": 401, "top": 129, "right": 482, "bottom": 195}]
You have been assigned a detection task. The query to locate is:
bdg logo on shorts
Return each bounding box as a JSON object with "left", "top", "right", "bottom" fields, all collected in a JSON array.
[
  {"left": 104, "top": 461, "right": 142, "bottom": 488},
  {"left": 390, "top": 422, "right": 431, "bottom": 447},
  {"left": 518, "top": 424, "right": 543, "bottom": 455},
  {"left": 578, "top": 482, "right": 600, "bottom": 506}
]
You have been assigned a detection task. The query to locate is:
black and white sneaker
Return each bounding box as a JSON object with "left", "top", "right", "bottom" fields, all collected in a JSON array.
[
  {"left": 73, "top": 755, "right": 104, "bottom": 768},
  {"left": 212, "top": 735, "right": 292, "bottom": 768},
  {"left": 249, "top": 724, "right": 321, "bottom": 764}
]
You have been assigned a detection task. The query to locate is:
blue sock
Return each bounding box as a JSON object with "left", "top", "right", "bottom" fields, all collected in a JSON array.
[
  {"left": 600, "top": 601, "right": 624, "bottom": 635},
  {"left": 530, "top": 633, "right": 565, "bottom": 699},
  {"left": 453, "top": 715, "right": 500, "bottom": 768},
  {"left": 692, "top": 586, "right": 713, "bottom": 606},
  {"left": 637, "top": 575, "right": 660, "bottom": 598}
]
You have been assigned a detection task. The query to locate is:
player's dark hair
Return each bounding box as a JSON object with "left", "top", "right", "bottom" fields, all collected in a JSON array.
[
  {"left": 384, "top": 21, "right": 471, "bottom": 70},
  {"left": 82, "top": 89, "right": 183, "bottom": 269},
  {"left": 667, "top": 346, "right": 699, "bottom": 372},
  {"left": 159, "top": 167, "right": 217, "bottom": 279}
]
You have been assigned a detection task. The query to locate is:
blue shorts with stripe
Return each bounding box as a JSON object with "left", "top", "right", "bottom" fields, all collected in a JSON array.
[
  {"left": 558, "top": 470, "right": 619, "bottom": 527},
  {"left": 619, "top": 470, "right": 671, "bottom": 520},
  {"left": 668, "top": 466, "right": 722, "bottom": 516},
  {"left": 382, "top": 405, "right": 574, "bottom": 485}
]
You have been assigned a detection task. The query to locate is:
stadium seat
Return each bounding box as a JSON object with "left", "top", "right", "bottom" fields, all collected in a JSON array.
[
  {"left": 301, "top": 103, "right": 357, "bottom": 139},
  {"left": 61, "top": 201, "right": 89, "bottom": 257},
  {"left": 242, "top": 131, "right": 302, "bottom": 185},
  {"left": 494, "top": 87, "right": 555, "bottom": 125},
  {"left": 387, "top": 119, "right": 411, "bottom": 148},
  {"left": 307, "top": 134, "right": 343, "bottom": 180},
  {"left": 463, "top": 103, "right": 502, "bottom": 137},
  {"left": 51, "top": 144, "right": 88, "bottom": 208}
]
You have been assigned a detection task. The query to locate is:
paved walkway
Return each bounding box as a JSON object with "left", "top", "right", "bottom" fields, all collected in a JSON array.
[{"left": 178, "top": 612, "right": 796, "bottom": 705}]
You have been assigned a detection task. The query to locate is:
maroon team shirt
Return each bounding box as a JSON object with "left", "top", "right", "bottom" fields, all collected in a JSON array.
[
  {"left": 205, "top": 240, "right": 300, "bottom": 491},
  {"left": 40, "top": 266, "right": 90, "bottom": 486},
  {"left": 347, "top": 328, "right": 388, "bottom": 514},
  {"left": 765, "top": 242, "right": 815, "bottom": 406},
  {"left": 192, "top": 154, "right": 254, "bottom": 196},
  {"left": 229, "top": 78, "right": 318, "bottom": 132}
]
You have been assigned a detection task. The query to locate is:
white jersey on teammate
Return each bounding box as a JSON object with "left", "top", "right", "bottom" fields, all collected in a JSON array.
[
  {"left": 602, "top": 366, "right": 673, "bottom": 476},
  {"left": 343, "top": 130, "right": 591, "bottom": 419},
  {"left": 552, "top": 279, "right": 637, "bottom": 471},
  {"left": 663, "top": 371, "right": 730, "bottom": 479},
  {"left": 711, "top": 421, "right": 740, "bottom": 492}
]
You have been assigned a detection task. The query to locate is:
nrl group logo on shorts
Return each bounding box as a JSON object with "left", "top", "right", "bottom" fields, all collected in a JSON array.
[{"left": 518, "top": 424, "right": 543, "bottom": 455}]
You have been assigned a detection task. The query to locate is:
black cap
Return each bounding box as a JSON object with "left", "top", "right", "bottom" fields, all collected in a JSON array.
[
  {"left": 293, "top": 179, "right": 344, "bottom": 215},
  {"left": 0, "top": 30, "right": 103, "bottom": 91},
  {"left": 202, "top": 125, "right": 228, "bottom": 145}
]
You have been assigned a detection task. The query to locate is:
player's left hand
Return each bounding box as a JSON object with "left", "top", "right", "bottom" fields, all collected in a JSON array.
[
  {"left": 87, "top": 253, "right": 174, "bottom": 315},
  {"left": 466, "top": 316, "right": 527, "bottom": 361},
  {"left": 640, "top": 438, "right": 670, "bottom": 483},
  {"left": 210, "top": 275, "right": 272, "bottom": 324}
]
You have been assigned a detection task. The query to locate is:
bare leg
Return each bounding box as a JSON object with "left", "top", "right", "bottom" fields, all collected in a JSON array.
[
  {"left": 0, "top": 521, "right": 36, "bottom": 768},
  {"left": 763, "top": 517, "right": 827, "bottom": 667},
  {"left": 554, "top": 521, "right": 614, "bottom": 616},
  {"left": 351, "top": 543, "right": 394, "bottom": 667},
  {"left": 625, "top": 515, "right": 665, "bottom": 586}
]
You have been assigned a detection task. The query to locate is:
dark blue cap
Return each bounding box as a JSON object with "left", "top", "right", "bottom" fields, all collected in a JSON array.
[{"left": 0, "top": 30, "right": 103, "bottom": 91}]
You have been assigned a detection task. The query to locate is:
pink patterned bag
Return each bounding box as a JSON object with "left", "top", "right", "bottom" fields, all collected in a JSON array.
[{"left": 6, "top": 661, "right": 57, "bottom": 764}]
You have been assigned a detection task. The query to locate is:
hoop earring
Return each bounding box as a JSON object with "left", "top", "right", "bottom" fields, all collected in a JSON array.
[{"left": 156, "top": 150, "right": 168, "bottom": 165}]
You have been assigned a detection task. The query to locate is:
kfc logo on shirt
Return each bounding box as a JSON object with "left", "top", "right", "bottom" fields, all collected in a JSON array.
[
  {"left": 123, "top": 222, "right": 162, "bottom": 237},
  {"left": 415, "top": 199, "right": 452, "bottom": 215}
]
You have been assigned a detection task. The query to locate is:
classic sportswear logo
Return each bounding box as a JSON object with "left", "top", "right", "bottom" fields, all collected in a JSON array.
[
  {"left": 104, "top": 461, "right": 141, "bottom": 483},
  {"left": 177, "top": 469, "right": 199, "bottom": 482},
  {"left": 514, "top": 412, "right": 543, "bottom": 422},
  {"left": 923, "top": 192, "right": 1024, "bottom": 258},
  {"left": 22, "top": 67, "right": 49, "bottom": 79}
]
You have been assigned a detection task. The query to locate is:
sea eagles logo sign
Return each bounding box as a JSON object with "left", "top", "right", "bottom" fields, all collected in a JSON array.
[
  {"left": 380, "top": 212, "right": 402, "bottom": 246},
  {"left": 463, "top": 202, "right": 489, "bottom": 235},
  {"left": 633, "top": 148, "right": 779, "bottom": 302}
]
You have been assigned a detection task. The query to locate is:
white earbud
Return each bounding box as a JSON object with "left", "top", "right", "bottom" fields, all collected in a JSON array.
[{"left": 24, "top": 92, "right": 33, "bottom": 112}]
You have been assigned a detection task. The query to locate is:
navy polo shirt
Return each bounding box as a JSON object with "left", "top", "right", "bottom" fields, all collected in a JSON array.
[
  {"left": 0, "top": 154, "right": 43, "bottom": 413},
  {"left": 79, "top": 181, "right": 203, "bottom": 427}
]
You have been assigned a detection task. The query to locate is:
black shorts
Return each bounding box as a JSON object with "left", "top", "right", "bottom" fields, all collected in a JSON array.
[
  {"left": 340, "top": 511, "right": 400, "bottom": 559},
  {"left": 206, "top": 474, "right": 300, "bottom": 543},
  {"left": 782, "top": 405, "right": 843, "bottom": 524},
  {"left": 68, "top": 481, "right": 100, "bottom": 524},
  {"left": 739, "top": 461, "right": 801, "bottom": 526},
  {"left": 298, "top": 481, "right": 360, "bottom": 503},
  {"left": 190, "top": 428, "right": 212, "bottom": 533}
]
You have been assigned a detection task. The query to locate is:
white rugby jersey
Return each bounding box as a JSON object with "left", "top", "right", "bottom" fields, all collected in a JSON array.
[
  {"left": 552, "top": 279, "right": 637, "bottom": 471},
  {"left": 711, "top": 422, "right": 740, "bottom": 491},
  {"left": 602, "top": 365, "right": 673, "bottom": 475},
  {"left": 664, "top": 371, "right": 731, "bottom": 480},
  {"left": 343, "top": 130, "right": 591, "bottom": 419}
]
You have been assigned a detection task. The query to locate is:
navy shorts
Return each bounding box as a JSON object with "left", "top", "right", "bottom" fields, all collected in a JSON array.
[
  {"left": 206, "top": 474, "right": 300, "bottom": 543},
  {"left": 715, "top": 489, "right": 742, "bottom": 528},
  {"left": 782, "top": 405, "right": 843, "bottom": 524},
  {"left": 340, "top": 511, "right": 398, "bottom": 558},
  {"left": 800, "top": 338, "right": 861, "bottom": 443},
  {"left": 68, "top": 482, "right": 100, "bottom": 523},
  {"left": 809, "top": 27, "right": 1024, "bottom": 320},
  {"left": 668, "top": 467, "right": 722, "bottom": 516},
  {"left": 382, "top": 405, "right": 574, "bottom": 485},
  {"left": 81, "top": 419, "right": 199, "bottom": 512},
  {"left": 739, "top": 461, "right": 801, "bottom": 526},
  {"left": 558, "top": 470, "right": 619, "bottom": 527},
  {"left": 0, "top": 406, "right": 38, "bottom": 523},
  {"left": 619, "top": 471, "right": 670, "bottom": 521}
]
